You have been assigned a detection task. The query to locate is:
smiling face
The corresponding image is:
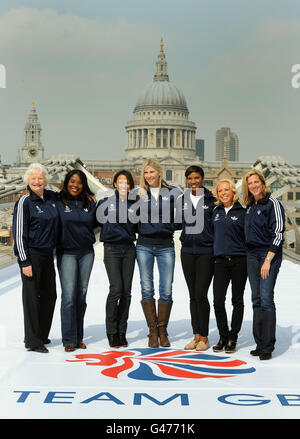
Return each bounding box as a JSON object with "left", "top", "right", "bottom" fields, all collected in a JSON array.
[
  {"left": 186, "top": 172, "right": 203, "bottom": 195},
  {"left": 67, "top": 173, "right": 83, "bottom": 198},
  {"left": 216, "top": 181, "right": 235, "bottom": 207},
  {"left": 247, "top": 173, "right": 265, "bottom": 201},
  {"left": 144, "top": 166, "right": 161, "bottom": 188},
  {"left": 114, "top": 174, "right": 130, "bottom": 198},
  {"left": 28, "top": 172, "right": 46, "bottom": 197}
]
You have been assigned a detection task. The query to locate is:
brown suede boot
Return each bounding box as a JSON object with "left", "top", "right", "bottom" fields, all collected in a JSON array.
[
  {"left": 157, "top": 300, "right": 173, "bottom": 347},
  {"left": 141, "top": 299, "right": 159, "bottom": 348}
]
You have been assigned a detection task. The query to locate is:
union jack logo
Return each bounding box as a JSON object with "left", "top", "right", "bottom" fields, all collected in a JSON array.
[{"left": 67, "top": 348, "right": 256, "bottom": 381}]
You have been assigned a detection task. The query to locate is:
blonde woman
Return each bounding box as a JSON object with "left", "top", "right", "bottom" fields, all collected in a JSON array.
[
  {"left": 136, "top": 159, "right": 181, "bottom": 348},
  {"left": 242, "top": 169, "right": 285, "bottom": 360},
  {"left": 212, "top": 179, "right": 247, "bottom": 353}
]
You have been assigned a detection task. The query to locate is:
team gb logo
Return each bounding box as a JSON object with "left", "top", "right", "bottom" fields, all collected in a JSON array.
[{"left": 67, "top": 348, "right": 256, "bottom": 381}]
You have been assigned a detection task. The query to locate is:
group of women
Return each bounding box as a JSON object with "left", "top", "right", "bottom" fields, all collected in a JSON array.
[{"left": 13, "top": 159, "right": 285, "bottom": 361}]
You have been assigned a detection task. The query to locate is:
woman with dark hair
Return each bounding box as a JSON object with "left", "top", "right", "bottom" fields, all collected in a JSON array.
[
  {"left": 242, "top": 169, "right": 285, "bottom": 360},
  {"left": 97, "top": 170, "right": 137, "bottom": 348},
  {"left": 57, "top": 170, "right": 97, "bottom": 352},
  {"left": 177, "top": 165, "right": 216, "bottom": 351},
  {"left": 112, "top": 169, "right": 135, "bottom": 191}
]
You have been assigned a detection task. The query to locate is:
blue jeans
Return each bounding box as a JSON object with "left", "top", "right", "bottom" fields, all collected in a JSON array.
[
  {"left": 57, "top": 251, "right": 94, "bottom": 346},
  {"left": 136, "top": 244, "right": 175, "bottom": 303},
  {"left": 247, "top": 251, "right": 282, "bottom": 353}
]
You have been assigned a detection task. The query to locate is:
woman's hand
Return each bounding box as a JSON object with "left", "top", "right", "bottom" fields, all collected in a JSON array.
[
  {"left": 88, "top": 194, "right": 97, "bottom": 202},
  {"left": 260, "top": 260, "right": 270, "bottom": 279},
  {"left": 22, "top": 265, "right": 33, "bottom": 277}
]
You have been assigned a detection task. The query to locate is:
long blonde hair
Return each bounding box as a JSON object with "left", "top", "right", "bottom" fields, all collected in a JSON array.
[
  {"left": 139, "top": 159, "right": 169, "bottom": 198},
  {"left": 242, "top": 169, "right": 268, "bottom": 206},
  {"left": 215, "top": 178, "right": 239, "bottom": 206}
]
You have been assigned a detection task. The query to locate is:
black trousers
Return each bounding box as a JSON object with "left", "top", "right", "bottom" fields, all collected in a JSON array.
[
  {"left": 104, "top": 245, "right": 136, "bottom": 335},
  {"left": 180, "top": 252, "right": 215, "bottom": 337},
  {"left": 213, "top": 256, "right": 247, "bottom": 341},
  {"left": 21, "top": 253, "right": 57, "bottom": 349}
]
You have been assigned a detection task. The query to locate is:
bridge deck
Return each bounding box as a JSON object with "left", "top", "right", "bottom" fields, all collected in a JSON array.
[{"left": 0, "top": 250, "right": 300, "bottom": 423}]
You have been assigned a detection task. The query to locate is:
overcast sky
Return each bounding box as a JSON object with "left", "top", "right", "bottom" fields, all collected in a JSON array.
[{"left": 0, "top": 0, "right": 300, "bottom": 166}]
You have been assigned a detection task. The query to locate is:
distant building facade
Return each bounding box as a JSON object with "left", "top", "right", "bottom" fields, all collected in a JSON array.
[
  {"left": 216, "top": 127, "right": 239, "bottom": 161},
  {"left": 195, "top": 139, "right": 204, "bottom": 160}
]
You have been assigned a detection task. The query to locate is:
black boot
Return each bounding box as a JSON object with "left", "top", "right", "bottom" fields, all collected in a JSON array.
[
  {"left": 213, "top": 338, "right": 228, "bottom": 352},
  {"left": 259, "top": 352, "right": 272, "bottom": 360},
  {"left": 107, "top": 334, "right": 120, "bottom": 348},
  {"left": 225, "top": 340, "right": 237, "bottom": 353},
  {"left": 250, "top": 346, "right": 261, "bottom": 356},
  {"left": 119, "top": 333, "right": 128, "bottom": 347}
]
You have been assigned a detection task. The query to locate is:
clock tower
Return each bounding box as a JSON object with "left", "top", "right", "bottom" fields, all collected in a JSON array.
[{"left": 18, "top": 102, "right": 44, "bottom": 165}]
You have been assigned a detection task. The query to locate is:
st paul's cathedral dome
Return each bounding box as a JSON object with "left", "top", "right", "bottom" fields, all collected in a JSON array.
[{"left": 125, "top": 39, "right": 196, "bottom": 162}]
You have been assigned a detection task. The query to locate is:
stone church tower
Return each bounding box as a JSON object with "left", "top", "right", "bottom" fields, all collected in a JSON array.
[{"left": 17, "top": 102, "right": 44, "bottom": 166}]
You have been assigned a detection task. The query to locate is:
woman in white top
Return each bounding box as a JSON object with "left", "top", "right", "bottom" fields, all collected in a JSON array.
[{"left": 136, "top": 159, "right": 181, "bottom": 348}]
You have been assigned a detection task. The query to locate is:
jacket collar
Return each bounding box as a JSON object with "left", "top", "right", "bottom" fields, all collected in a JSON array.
[
  {"left": 184, "top": 186, "right": 215, "bottom": 200},
  {"left": 216, "top": 200, "right": 243, "bottom": 211},
  {"left": 250, "top": 192, "right": 271, "bottom": 206},
  {"left": 28, "top": 186, "right": 48, "bottom": 201},
  {"left": 203, "top": 186, "right": 215, "bottom": 200},
  {"left": 114, "top": 189, "right": 132, "bottom": 202}
]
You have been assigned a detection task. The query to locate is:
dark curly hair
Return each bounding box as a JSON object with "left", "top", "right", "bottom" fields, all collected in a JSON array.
[{"left": 59, "top": 169, "right": 94, "bottom": 210}]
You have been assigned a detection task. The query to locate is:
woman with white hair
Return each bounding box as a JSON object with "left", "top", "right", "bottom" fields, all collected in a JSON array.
[
  {"left": 13, "top": 163, "right": 59, "bottom": 353},
  {"left": 212, "top": 179, "right": 247, "bottom": 354}
]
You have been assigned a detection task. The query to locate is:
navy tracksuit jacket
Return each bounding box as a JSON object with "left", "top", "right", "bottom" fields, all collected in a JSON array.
[
  {"left": 177, "top": 187, "right": 216, "bottom": 254},
  {"left": 56, "top": 198, "right": 97, "bottom": 254},
  {"left": 244, "top": 193, "right": 285, "bottom": 255},
  {"left": 13, "top": 188, "right": 59, "bottom": 267},
  {"left": 212, "top": 201, "right": 246, "bottom": 257},
  {"left": 96, "top": 191, "right": 137, "bottom": 247}
]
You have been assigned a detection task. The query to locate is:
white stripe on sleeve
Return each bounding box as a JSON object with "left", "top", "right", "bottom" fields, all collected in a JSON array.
[
  {"left": 270, "top": 195, "right": 283, "bottom": 247},
  {"left": 16, "top": 194, "right": 29, "bottom": 261}
]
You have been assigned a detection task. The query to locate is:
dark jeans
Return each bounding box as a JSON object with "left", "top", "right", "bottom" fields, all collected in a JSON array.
[
  {"left": 104, "top": 245, "right": 136, "bottom": 335},
  {"left": 247, "top": 251, "right": 282, "bottom": 354},
  {"left": 180, "top": 252, "right": 215, "bottom": 337},
  {"left": 57, "top": 251, "right": 94, "bottom": 347},
  {"left": 21, "top": 253, "right": 56, "bottom": 349},
  {"left": 213, "top": 256, "right": 247, "bottom": 341}
]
